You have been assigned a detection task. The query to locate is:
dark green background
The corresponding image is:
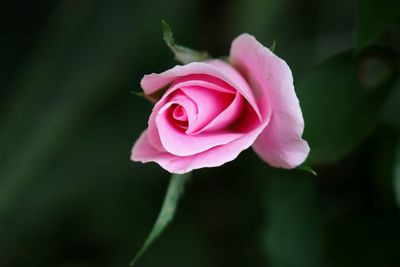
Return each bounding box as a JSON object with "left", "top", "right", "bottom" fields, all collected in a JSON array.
[{"left": 0, "top": 0, "right": 399, "bottom": 266}]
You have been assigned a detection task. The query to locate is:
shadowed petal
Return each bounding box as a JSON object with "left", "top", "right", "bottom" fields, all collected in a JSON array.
[{"left": 230, "top": 33, "right": 310, "bottom": 168}]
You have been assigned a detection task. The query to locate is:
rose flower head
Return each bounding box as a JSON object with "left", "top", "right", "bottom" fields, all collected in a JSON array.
[{"left": 131, "top": 30, "right": 310, "bottom": 174}]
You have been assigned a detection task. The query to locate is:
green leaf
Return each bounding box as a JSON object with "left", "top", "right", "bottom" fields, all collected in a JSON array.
[
  {"left": 130, "top": 172, "right": 192, "bottom": 266},
  {"left": 161, "top": 20, "right": 210, "bottom": 64},
  {"left": 357, "top": 0, "right": 400, "bottom": 50},
  {"left": 394, "top": 140, "right": 400, "bottom": 208},
  {"left": 298, "top": 48, "right": 398, "bottom": 163}
]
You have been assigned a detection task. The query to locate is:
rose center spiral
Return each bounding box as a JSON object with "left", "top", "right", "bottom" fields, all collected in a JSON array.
[{"left": 171, "top": 104, "right": 189, "bottom": 129}]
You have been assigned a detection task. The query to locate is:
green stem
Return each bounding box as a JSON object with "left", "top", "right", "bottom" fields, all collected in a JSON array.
[{"left": 130, "top": 172, "right": 192, "bottom": 266}]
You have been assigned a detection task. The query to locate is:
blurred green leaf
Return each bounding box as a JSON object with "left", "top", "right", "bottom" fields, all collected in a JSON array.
[
  {"left": 394, "top": 140, "right": 400, "bottom": 208},
  {"left": 371, "top": 129, "right": 400, "bottom": 211},
  {"left": 298, "top": 48, "right": 398, "bottom": 163},
  {"left": 263, "top": 170, "right": 321, "bottom": 267},
  {"left": 130, "top": 172, "right": 191, "bottom": 266},
  {"left": 357, "top": 0, "right": 400, "bottom": 49},
  {"left": 381, "top": 79, "right": 400, "bottom": 129},
  {"left": 162, "top": 19, "right": 210, "bottom": 64}
]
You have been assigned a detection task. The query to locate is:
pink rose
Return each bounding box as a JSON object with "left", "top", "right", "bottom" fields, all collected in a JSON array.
[{"left": 131, "top": 34, "right": 309, "bottom": 174}]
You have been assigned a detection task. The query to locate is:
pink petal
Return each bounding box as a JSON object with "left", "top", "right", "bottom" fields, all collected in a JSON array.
[
  {"left": 230, "top": 33, "right": 310, "bottom": 168},
  {"left": 146, "top": 80, "right": 261, "bottom": 158},
  {"left": 141, "top": 60, "right": 262, "bottom": 120},
  {"left": 198, "top": 92, "right": 261, "bottom": 134},
  {"left": 207, "top": 60, "right": 262, "bottom": 119},
  {"left": 147, "top": 102, "right": 165, "bottom": 151},
  {"left": 168, "top": 74, "right": 236, "bottom": 94},
  {"left": 147, "top": 90, "right": 197, "bottom": 151},
  {"left": 177, "top": 86, "right": 234, "bottom": 134},
  {"left": 131, "top": 120, "right": 267, "bottom": 173},
  {"left": 196, "top": 91, "right": 244, "bottom": 133},
  {"left": 156, "top": 104, "right": 243, "bottom": 156},
  {"left": 159, "top": 75, "right": 248, "bottom": 134}
]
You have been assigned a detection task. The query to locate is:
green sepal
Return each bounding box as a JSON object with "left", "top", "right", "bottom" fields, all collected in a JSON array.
[
  {"left": 162, "top": 20, "right": 211, "bottom": 64},
  {"left": 296, "top": 164, "right": 317, "bottom": 176},
  {"left": 131, "top": 91, "right": 145, "bottom": 97},
  {"left": 270, "top": 39, "right": 276, "bottom": 52}
]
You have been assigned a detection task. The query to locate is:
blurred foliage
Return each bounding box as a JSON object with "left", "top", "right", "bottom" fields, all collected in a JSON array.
[
  {"left": 0, "top": 0, "right": 399, "bottom": 267},
  {"left": 395, "top": 141, "right": 400, "bottom": 207},
  {"left": 357, "top": 0, "right": 400, "bottom": 49},
  {"left": 298, "top": 47, "right": 398, "bottom": 163}
]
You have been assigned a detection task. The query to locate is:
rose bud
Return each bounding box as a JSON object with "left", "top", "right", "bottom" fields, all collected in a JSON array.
[{"left": 131, "top": 34, "right": 310, "bottom": 174}]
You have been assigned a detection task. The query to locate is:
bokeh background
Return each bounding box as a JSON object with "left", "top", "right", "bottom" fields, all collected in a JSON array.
[{"left": 1, "top": 0, "right": 399, "bottom": 266}]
